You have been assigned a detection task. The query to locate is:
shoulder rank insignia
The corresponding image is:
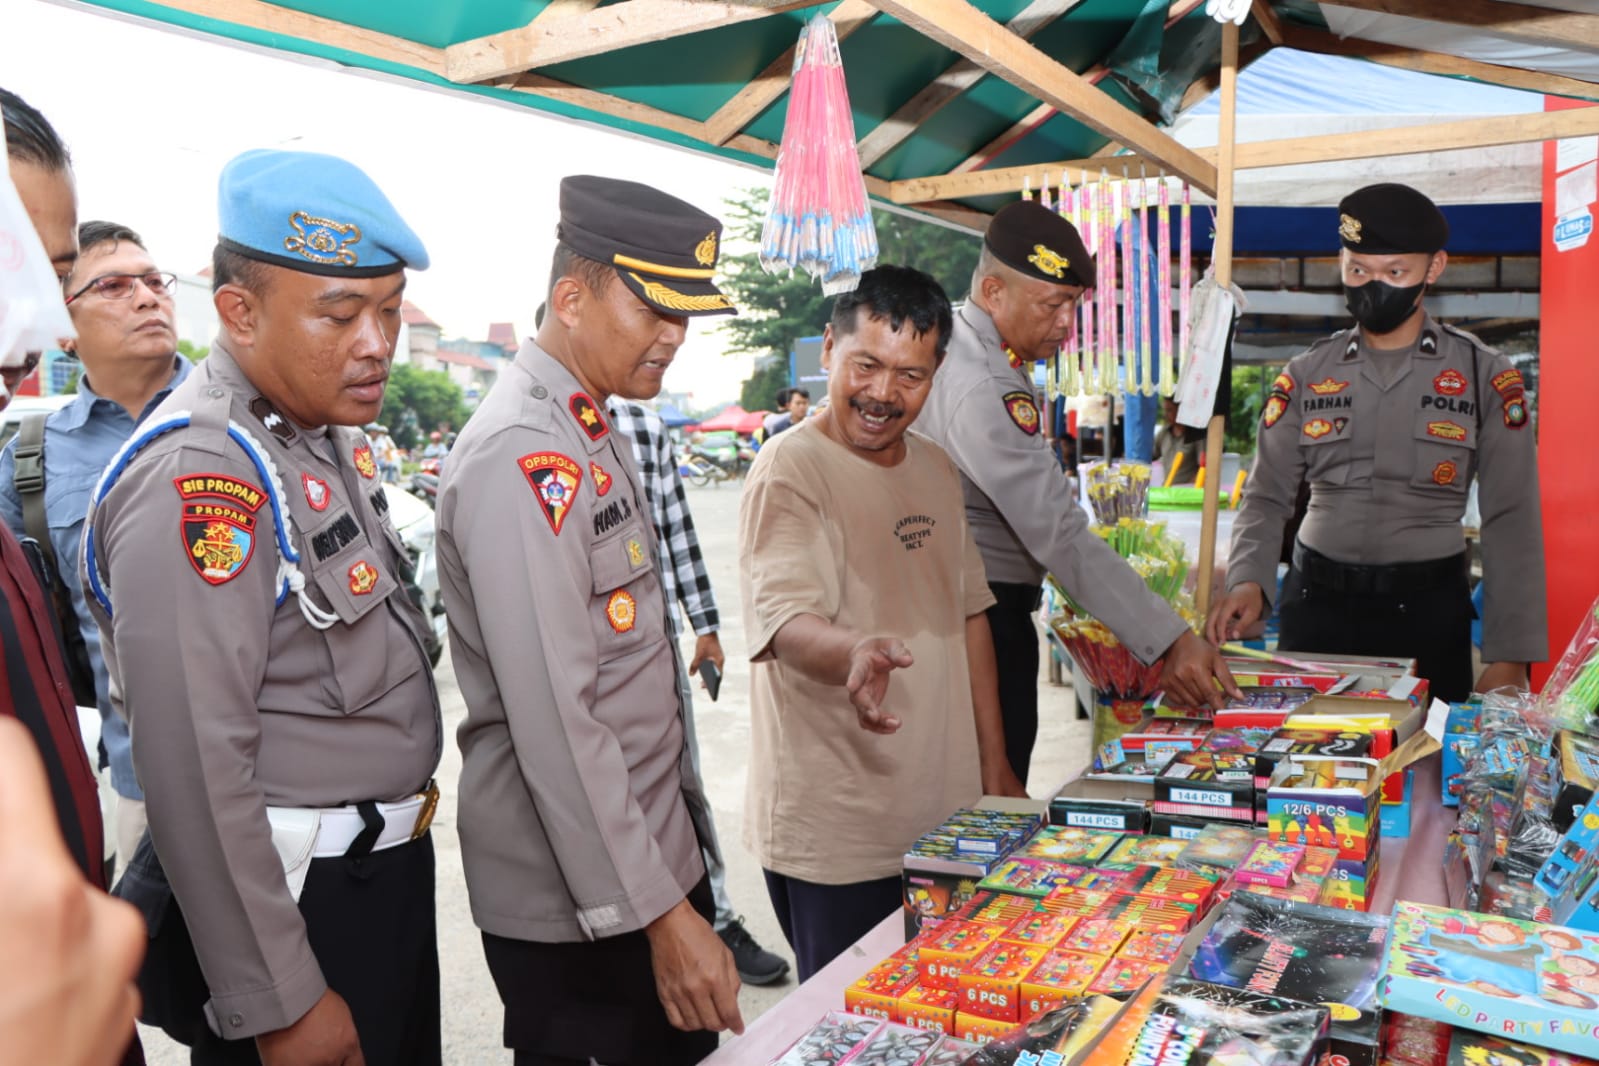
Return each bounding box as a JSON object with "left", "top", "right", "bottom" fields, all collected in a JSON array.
[
  {"left": 175, "top": 473, "right": 265, "bottom": 586},
  {"left": 302, "top": 474, "right": 331, "bottom": 511},
  {"left": 1433, "top": 369, "right": 1468, "bottom": 397},
  {"left": 352, "top": 443, "right": 378, "bottom": 479},
  {"left": 1302, "top": 419, "right": 1333, "bottom": 440},
  {"left": 1432, "top": 460, "right": 1459, "bottom": 487},
  {"left": 519, "top": 452, "right": 581, "bottom": 535},
  {"left": 1343, "top": 335, "right": 1359, "bottom": 360},
  {"left": 1002, "top": 390, "right": 1040, "bottom": 436},
  {"left": 590, "top": 461, "right": 612, "bottom": 497},
  {"left": 605, "top": 589, "right": 637, "bottom": 634},
  {"left": 249, "top": 396, "right": 296, "bottom": 444},
  {"left": 570, "top": 392, "right": 608, "bottom": 441},
  {"left": 1308, "top": 378, "right": 1348, "bottom": 396},
  {"left": 348, "top": 560, "right": 379, "bottom": 595},
  {"left": 1419, "top": 330, "right": 1438, "bottom": 355},
  {"left": 1426, "top": 421, "right": 1467, "bottom": 442}
]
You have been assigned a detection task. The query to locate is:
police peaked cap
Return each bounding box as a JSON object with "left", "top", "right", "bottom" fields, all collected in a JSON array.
[
  {"left": 1338, "top": 183, "right": 1449, "bottom": 255},
  {"left": 984, "top": 199, "right": 1095, "bottom": 288}
]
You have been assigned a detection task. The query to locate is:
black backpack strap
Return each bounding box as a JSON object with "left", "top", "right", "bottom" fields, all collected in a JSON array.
[{"left": 13, "top": 413, "right": 51, "bottom": 570}]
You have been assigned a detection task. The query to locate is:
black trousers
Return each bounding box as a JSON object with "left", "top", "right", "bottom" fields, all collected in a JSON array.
[
  {"left": 128, "top": 835, "right": 440, "bottom": 1066},
  {"left": 1278, "top": 551, "right": 1474, "bottom": 704},
  {"left": 762, "top": 869, "right": 903, "bottom": 983},
  {"left": 482, "top": 876, "right": 718, "bottom": 1066},
  {"left": 986, "top": 581, "right": 1043, "bottom": 787}
]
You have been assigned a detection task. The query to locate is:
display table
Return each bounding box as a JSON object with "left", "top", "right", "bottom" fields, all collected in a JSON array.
[{"left": 704, "top": 755, "right": 1452, "bottom": 1065}]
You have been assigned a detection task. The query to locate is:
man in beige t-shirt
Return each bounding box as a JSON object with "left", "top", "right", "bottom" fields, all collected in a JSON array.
[{"left": 739, "top": 265, "right": 1026, "bottom": 981}]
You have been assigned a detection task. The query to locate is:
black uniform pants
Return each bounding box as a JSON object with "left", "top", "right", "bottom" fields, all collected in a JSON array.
[
  {"left": 128, "top": 834, "right": 440, "bottom": 1066},
  {"left": 986, "top": 581, "right": 1044, "bottom": 787},
  {"left": 1278, "top": 545, "right": 1474, "bottom": 704},
  {"left": 481, "top": 876, "right": 718, "bottom": 1066},
  {"left": 762, "top": 869, "right": 903, "bottom": 983}
]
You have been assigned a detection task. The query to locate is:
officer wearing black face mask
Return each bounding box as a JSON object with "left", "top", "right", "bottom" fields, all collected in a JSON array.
[{"left": 1206, "top": 182, "right": 1546, "bottom": 702}]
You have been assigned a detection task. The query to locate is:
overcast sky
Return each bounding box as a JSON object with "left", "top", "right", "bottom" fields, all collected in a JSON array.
[{"left": 4, "top": 0, "right": 771, "bottom": 405}]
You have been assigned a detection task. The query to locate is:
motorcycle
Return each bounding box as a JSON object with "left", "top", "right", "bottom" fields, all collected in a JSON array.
[{"left": 680, "top": 447, "right": 734, "bottom": 487}]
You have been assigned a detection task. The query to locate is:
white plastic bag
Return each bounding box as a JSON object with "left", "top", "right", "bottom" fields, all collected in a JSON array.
[{"left": 0, "top": 124, "right": 74, "bottom": 397}]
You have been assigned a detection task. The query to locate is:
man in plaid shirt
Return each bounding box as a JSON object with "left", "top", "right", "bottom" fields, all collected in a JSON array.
[{"left": 607, "top": 398, "right": 791, "bottom": 987}]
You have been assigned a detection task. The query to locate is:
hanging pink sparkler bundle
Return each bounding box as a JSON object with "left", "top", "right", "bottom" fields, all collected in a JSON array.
[
  {"left": 1117, "top": 178, "right": 1135, "bottom": 394},
  {"left": 760, "top": 14, "right": 877, "bottom": 295},
  {"left": 1178, "top": 184, "right": 1192, "bottom": 388},
  {"left": 1157, "top": 177, "right": 1174, "bottom": 397},
  {"left": 1136, "top": 176, "right": 1154, "bottom": 396},
  {"left": 1098, "top": 171, "right": 1115, "bottom": 396}
]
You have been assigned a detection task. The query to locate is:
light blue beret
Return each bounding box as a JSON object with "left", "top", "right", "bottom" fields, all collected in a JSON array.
[{"left": 217, "top": 149, "right": 428, "bottom": 276}]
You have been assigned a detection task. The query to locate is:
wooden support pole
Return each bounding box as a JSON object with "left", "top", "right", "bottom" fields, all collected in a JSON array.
[{"left": 1195, "top": 19, "right": 1237, "bottom": 623}]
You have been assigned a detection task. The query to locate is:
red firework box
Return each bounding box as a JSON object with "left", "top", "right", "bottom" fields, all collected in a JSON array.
[
  {"left": 977, "top": 857, "right": 1084, "bottom": 898},
  {"left": 1110, "top": 864, "right": 1221, "bottom": 907},
  {"left": 1117, "top": 929, "right": 1187, "bottom": 964},
  {"left": 1019, "top": 947, "right": 1112, "bottom": 1019},
  {"left": 957, "top": 943, "right": 1050, "bottom": 1022},
  {"left": 998, "top": 911, "right": 1080, "bottom": 952},
  {"left": 965, "top": 891, "right": 1041, "bottom": 927},
  {"left": 1154, "top": 750, "right": 1257, "bottom": 823},
  {"left": 1096, "top": 894, "right": 1200, "bottom": 933},
  {"left": 896, "top": 984, "right": 959, "bottom": 1034},
  {"left": 845, "top": 955, "right": 920, "bottom": 1019},
  {"left": 918, "top": 921, "right": 1009, "bottom": 991},
  {"left": 1059, "top": 917, "right": 1133, "bottom": 956},
  {"left": 1103, "top": 834, "right": 1190, "bottom": 867},
  {"left": 1086, "top": 955, "right": 1171, "bottom": 999},
  {"left": 1015, "top": 825, "right": 1124, "bottom": 865}
]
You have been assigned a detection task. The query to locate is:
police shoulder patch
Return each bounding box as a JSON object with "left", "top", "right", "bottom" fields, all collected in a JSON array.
[
  {"left": 175, "top": 473, "right": 265, "bottom": 587},
  {"left": 1503, "top": 397, "right": 1529, "bottom": 430},
  {"left": 518, "top": 452, "right": 581, "bottom": 535},
  {"left": 1262, "top": 392, "right": 1289, "bottom": 429},
  {"left": 1002, "top": 390, "right": 1040, "bottom": 436},
  {"left": 569, "top": 392, "right": 608, "bottom": 441}
]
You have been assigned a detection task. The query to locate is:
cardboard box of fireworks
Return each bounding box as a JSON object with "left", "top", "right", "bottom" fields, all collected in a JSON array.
[
  {"left": 1264, "top": 726, "right": 1440, "bottom": 911},
  {"left": 901, "top": 797, "right": 1050, "bottom": 939},
  {"left": 1275, "top": 693, "right": 1426, "bottom": 806}
]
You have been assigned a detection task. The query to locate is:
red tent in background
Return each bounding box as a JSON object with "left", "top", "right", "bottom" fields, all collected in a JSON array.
[
  {"left": 735, "top": 410, "right": 770, "bottom": 435},
  {"left": 693, "top": 405, "right": 771, "bottom": 434}
]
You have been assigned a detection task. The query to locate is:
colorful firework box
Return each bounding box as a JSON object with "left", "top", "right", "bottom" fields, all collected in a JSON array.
[
  {"left": 898, "top": 984, "right": 959, "bottom": 1034},
  {"left": 1016, "top": 826, "right": 1124, "bottom": 865},
  {"left": 1038, "top": 886, "right": 1119, "bottom": 919},
  {"left": 1199, "top": 726, "right": 1276, "bottom": 755},
  {"left": 767, "top": 1012, "right": 981, "bottom": 1066},
  {"left": 1266, "top": 757, "right": 1383, "bottom": 862},
  {"left": 979, "top": 858, "right": 1093, "bottom": 898},
  {"left": 1060, "top": 917, "right": 1133, "bottom": 957},
  {"left": 847, "top": 955, "right": 922, "bottom": 1019},
  {"left": 1447, "top": 1029, "right": 1599, "bottom": 1066},
  {"left": 1253, "top": 728, "right": 1374, "bottom": 790},
  {"left": 841, "top": 1022, "right": 944, "bottom": 1066},
  {"left": 1379, "top": 902, "right": 1599, "bottom": 1058},
  {"left": 1177, "top": 823, "right": 1269, "bottom": 873},
  {"left": 768, "top": 1011, "right": 886, "bottom": 1065},
  {"left": 1110, "top": 864, "right": 1221, "bottom": 907},
  {"left": 1120, "top": 929, "right": 1188, "bottom": 963},
  {"left": 1104, "top": 835, "right": 1190, "bottom": 867},
  {"left": 904, "top": 804, "right": 1047, "bottom": 936},
  {"left": 1021, "top": 947, "right": 1112, "bottom": 1018},
  {"left": 1154, "top": 750, "right": 1257, "bottom": 823},
  {"left": 1075, "top": 975, "right": 1331, "bottom": 1066},
  {"left": 1095, "top": 893, "right": 1200, "bottom": 933},
  {"left": 999, "top": 912, "right": 1080, "bottom": 952},
  {"left": 1554, "top": 730, "right": 1599, "bottom": 833},
  {"left": 918, "top": 921, "right": 1010, "bottom": 991},
  {"left": 1181, "top": 893, "right": 1389, "bottom": 1066},
  {"left": 1233, "top": 840, "right": 1306, "bottom": 888},
  {"left": 1087, "top": 955, "right": 1172, "bottom": 999},
  {"left": 956, "top": 1013, "right": 1020, "bottom": 1045},
  {"left": 959, "top": 943, "right": 1051, "bottom": 1022},
  {"left": 1218, "top": 686, "right": 1324, "bottom": 711}
]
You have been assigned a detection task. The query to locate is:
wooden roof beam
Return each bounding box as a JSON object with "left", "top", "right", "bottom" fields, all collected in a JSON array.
[
  {"left": 1281, "top": 25, "right": 1599, "bottom": 101},
  {"left": 1250, "top": 0, "right": 1284, "bottom": 45},
  {"left": 134, "top": 0, "right": 445, "bottom": 72},
  {"left": 863, "top": 0, "right": 1217, "bottom": 194},
  {"left": 890, "top": 106, "right": 1599, "bottom": 203},
  {"left": 1317, "top": 0, "right": 1599, "bottom": 54},
  {"left": 855, "top": 0, "right": 1087, "bottom": 168},
  {"left": 445, "top": 0, "right": 833, "bottom": 83},
  {"left": 703, "top": 0, "right": 879, "bottom": 147}
]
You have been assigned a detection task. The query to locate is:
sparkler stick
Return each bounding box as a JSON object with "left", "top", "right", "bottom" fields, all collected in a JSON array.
[{"left": 1157, "top": 176, "right": 1174, "bottom": 398}]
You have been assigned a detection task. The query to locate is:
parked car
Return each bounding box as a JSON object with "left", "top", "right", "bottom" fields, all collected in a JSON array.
[{"left": 0, "top": 393, "right": 74, "bottom": 448}]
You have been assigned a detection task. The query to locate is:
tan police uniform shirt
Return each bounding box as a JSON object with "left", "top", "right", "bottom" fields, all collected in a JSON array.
[
  {"left": 738, "top": 423, "right": 995, "bottom": 883},
  {"left": 84, "top": 344, "right": 441, "bottom": 1039},
  {"left": 1227, "top": 315, "right": 1547, "bottom": 664},
  {"left": 437, "top": 339, "right": 710, "bottom": 944},
  {"left": 916, "top": 301, "right": 1188, "bottom": 664}
]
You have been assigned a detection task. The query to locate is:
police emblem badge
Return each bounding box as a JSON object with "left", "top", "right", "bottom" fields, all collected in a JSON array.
[
  {"left": 590, "top": 462, "right": 612, "bottom": 497},
  {"left": 348, "top": 560, "right": 379, "bottom": 595},
  {"left": 1308, "top": 378, "right": 1349, "bottom": 396},
  {"left": 1433, "top": 369, "right": 1468, "bottom": 397},
  {"left": 176, "top": 473, "right": 266, "bottom": 587},
  {"left": 606, "top": 589, "right": 637, "bottom": 634},
  {"left": 303, "top": 474, "right": 331, "bottom": 511},
  {"left": 353, "top": 443, "right": 378, "bottom": 479},
  {"left": 1002, "top": 391, "right": 1040, "bottom": 436},
  {"left": 1303, "top": 419, "right": 1333, "bottom": 440},
  {"left": 519, "top": 452, "right": 581, "bottom": 535},
  {"left": 1503, "top": 398, "right": 1528, "bottom": 429},
  {"left": 627, "top": 538, "right": 645, "bottom": 568},
  {"left": 1262, "top": 394, "right": 1288, "bottom": 429},
  {"left": 1432, "top": 460, "right": 1459, "bottom": 487}
]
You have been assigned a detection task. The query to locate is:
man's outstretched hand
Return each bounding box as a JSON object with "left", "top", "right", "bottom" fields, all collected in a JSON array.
[{"left": 845, "top": 638, "right": 914, "bottom": 734}]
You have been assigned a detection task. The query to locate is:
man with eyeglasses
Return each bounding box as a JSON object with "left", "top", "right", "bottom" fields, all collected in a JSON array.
[{"left": 0, "top": 220, "right": 191, "bottom": 873}]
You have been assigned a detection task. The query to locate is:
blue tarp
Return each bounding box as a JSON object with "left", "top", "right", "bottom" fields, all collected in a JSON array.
[{"left": 654, "top": 402, "right": 695, "bottom": 427}]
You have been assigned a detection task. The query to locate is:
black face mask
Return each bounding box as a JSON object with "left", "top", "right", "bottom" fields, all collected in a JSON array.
[{"left": 1345, "top": 280, "right": 1425, "bottom": 336}]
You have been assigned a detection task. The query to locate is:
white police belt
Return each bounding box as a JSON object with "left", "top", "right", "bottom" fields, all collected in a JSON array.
[{"left": 267, "top": 783, "right": 439, "bottom": 901}]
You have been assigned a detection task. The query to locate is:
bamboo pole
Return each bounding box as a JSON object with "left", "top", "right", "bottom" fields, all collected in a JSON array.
[{"left": 1194, "top": 20, "right": 1238, "bottom": 622}]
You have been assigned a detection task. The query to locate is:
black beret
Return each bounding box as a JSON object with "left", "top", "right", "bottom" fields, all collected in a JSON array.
[
  {"left": 558, "top": 175, "right": 735, "bottom": 317},
  {"left": 1338, "top": 183, "right": 1449, "bottom": 255},
  {"left": 985, "top": 200, "right": 1095, "bottom": 288}
]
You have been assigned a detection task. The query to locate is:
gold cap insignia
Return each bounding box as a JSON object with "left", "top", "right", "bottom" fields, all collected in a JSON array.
[
  {"left": 284, "top": 211, "right": 362, "bottom": 266},
  {"left": 1027, "top": 243, "right": 1068, "bottom": 279},
  {"left": 694, "top": 231, "right": 718, "bottom": 267},
  {"left": 1339, "top": 213, "right": 1362, "bottom": 244},
  {"left": 628, "top": 273, "right": 732, "bottom": 313}
]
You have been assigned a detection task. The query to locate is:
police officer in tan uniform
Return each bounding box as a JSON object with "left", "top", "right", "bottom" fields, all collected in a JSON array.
[
  {"left": 437, "top": 176, "right": 743, "bottom": 1066},
  {"left": 917, "top": 200, "right": 1238, "bottom": 784},
  {"left": 85, "top": 150, "right": 442, "bottom": 1066},
  {"left": 1207, "top": 183, "right": 1546, "bottom": 701}
]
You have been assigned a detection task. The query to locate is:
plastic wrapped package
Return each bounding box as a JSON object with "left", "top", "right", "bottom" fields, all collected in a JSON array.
[
  {"left": 843, "top": 1022, "right": 943, "bottom": 1065},
  {"left": 768, "top": 1011, "right": 885, "bottom": 1065},
  {"left": 1541, "top": 595, "right": 1599, "bottom": 734},
  {"left": 959, "top": 996, "right": 1123, "bottom": 1066}
]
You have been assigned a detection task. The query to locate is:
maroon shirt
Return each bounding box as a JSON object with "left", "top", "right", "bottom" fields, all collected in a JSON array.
[{"left": 0, "top": 521, "right": 104, "bottom": 888}]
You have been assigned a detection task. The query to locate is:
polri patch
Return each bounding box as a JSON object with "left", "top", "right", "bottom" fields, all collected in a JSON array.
[
  {"left": 1426, "top": 421, "right": 1467, "bottom": 442},
  {"left": 519, "top": 452, "right": 581, "bottom": 536},
  {"left": 1308, "top": 378, "right": 1348, "bottom": 396},
  {"left": 570, "top": 393, "right": 608, "bottom": 441},
  {"left": 1002, "top": 391, "right": 1040, "bottom": 436},
  {"left": 348, "top": 560, "right": 379, "bottom": 595},
  {"left": 1432, "top": 460, "right": 1459, "bottom": 487},
  {"left": 1504, "top": 398, "right": 1528, "bottom": 429},
  {"left": 1433, "top": 369, "right": 1468, "bottom": 397},
  {"left": 605, "top": 589, "right": 637, "bottom": 633},
  {"left": 176, "top": 476, "right": 262, "bottom": 588},
  {"left": 590, "top": 462, "right": 612, "bottom": 497},
  {"left": 353, "top": 443, "right": 378, "bottom": 480},
  {"left": 1262, "top": 393, "right": 1288, "bottom": 429},
  {"left": 303, "top": 474, "right": 331, "bottom": 511}
]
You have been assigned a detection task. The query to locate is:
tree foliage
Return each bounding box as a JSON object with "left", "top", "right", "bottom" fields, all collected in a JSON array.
[
  {"left": 178, "top": 340, "right": 209, "bottom": 363},
  {"left": 381, "top": 363, "right": 469, "bottom": 451},
  {"left": 719, "top": 187, "right": 983, "bottom": 371},
  {"left": 740, "top": 359, "right": 790, "bottom": 413}
]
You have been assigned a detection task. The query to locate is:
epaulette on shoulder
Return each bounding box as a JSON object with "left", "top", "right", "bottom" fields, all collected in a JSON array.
[{"left": 1439, "top": 321, "right": 1499, "bottom": 355}]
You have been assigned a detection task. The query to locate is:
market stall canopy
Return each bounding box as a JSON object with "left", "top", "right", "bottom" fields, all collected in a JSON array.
[
  {"left": 654, "top": 401, "right": 696, "bottom": 427},
  {"left": 64, "top": 0, "right": 1599, "bottom": 228},
  {"left": 694, "top": 404, "right": 754, "bottom": 431}
]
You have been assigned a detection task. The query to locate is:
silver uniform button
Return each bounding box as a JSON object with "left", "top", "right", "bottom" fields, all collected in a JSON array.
[
  {"left": 228, "top": 1012, "right": 244, "bottom": 1028},
  {"left": 532, "top": 385, "right": 549, "bottom": 399},
  {"left": 207, "top": 387, "right": 225, "bottom": 399}
]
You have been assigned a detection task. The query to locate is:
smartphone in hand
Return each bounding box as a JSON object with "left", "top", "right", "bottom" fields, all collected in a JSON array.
[{"left": 698, "top": 660, "right": 722, "bottom": 702}]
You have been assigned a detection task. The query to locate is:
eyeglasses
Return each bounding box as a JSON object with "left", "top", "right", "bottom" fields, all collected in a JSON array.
[{"left": 65, "top": 271, "right": 177, "bottom": 305}]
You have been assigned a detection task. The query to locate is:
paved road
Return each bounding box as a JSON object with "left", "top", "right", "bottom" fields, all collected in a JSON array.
[{"left": 139, "top": 480, "right": 1090, "bottom": 1062}]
